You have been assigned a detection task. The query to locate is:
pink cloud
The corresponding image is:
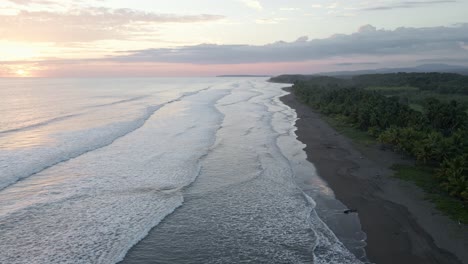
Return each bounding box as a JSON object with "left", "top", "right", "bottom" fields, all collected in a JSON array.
[{"left": 0, "top": 8, "right": 224, "bottom": 42}]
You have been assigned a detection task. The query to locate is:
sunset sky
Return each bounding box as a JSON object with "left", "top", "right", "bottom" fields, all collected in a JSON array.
[{"left": 1, "top": 0, "right": 468, "bottom": 77}]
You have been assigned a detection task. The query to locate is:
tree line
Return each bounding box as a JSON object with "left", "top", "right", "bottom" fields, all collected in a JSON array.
[
  {"left": 353, "top": 73, "right": 468, "bottom": 94},
  {"left": 271, "top": 72, "right": 468, "bottom": 94},
  {"left": 292, "top": 77, "right": 468, "bottom": 202}
]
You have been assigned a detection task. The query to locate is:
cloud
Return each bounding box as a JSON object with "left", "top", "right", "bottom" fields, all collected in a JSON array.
[
  {"left": 0, "top": 7, "right": 224, "bottom": 42},
  {"left": 358, "top": 24, "right": 377, "bottom": 33},
  {"left": 279, "top": 7, "right": 298, "bottom": 11},
  {"left": 364, "top": 0, "right": 458, "bottom": 11},
  {"left": 335, "top": 62, "right": 379, "bottom": 66},
  {"left": 240, "top": 0, "right": 263, "bottom": 10},
  {"left": 110, "top": 24, "right": 468, "bottom": 64},
  {"left": 5, "top": 0, "right": 55, "bottom": 5},
  {"left": 417, "top": 57, "right": 468, "bottom": 64},
  {"left": 255, "top": 17, "right": 287, "bottom": 24},
  {"left": 326, "top": 2, "right": 340, "bottom": 9}
]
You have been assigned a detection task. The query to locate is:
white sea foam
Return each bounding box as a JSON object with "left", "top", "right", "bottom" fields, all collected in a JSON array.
[
  {"left": 0, "top": 104, "right": 162, "bottom": 190},
  {"left": 0, "top": 82, "right": 214, "bottom": 190},
  {"left": 0, "top": 81, "right": 229, "bottom": 263},
  {"left": 227, "top": 81, "right": 362, "bottom": 263},
  {"left": 0, "top": 78, "right": 364, "bottom": 264}
]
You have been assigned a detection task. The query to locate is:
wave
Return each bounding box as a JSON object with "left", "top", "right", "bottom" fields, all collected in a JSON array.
[
  {"left": 0, "top": 86, "right": 230, "bottom": 264},
  {"left": 0, "top": 95, "right": 151, "bottom": 135},
  {"left": 90, "top": 95, "right": 150, "bottom": 108},
  {"left": 231, "top": 82, "right": 364, "bottom": 263},
  {"left": 0, "top": 113, "right": 83, "bottom": 135},
  {"left": 0, "top": 87, "right": 211, "bottom": 191},
  {"left": 0, "top": 79, "right": 366, "bottom": 264}
]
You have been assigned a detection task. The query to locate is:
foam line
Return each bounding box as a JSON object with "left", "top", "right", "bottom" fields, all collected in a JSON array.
[{"left": 0, "top": 87, "right": 211, "bottom": 191}]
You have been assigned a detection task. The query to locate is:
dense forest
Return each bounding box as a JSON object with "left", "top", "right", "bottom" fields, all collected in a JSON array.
[
  {"left": 271, "top": 72, "right": 468, "bottom": 94},
  {"left": 354, "top": 73, "right": 468, "bottom": 94},
  {"left": 283, "top": 73, "right": 468, "bottom": 203}
]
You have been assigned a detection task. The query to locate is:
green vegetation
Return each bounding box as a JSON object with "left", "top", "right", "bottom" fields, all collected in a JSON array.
[
  {"left": 290, "top": 73, "right": 468, "bottom": 216},
  {"left": 271, "top": 72, "right": 468, "bottom": 94},
  {"left": 321, "top": 114, "right": 376, "bottom": 146},
  {"left": 392, "top": 164, "right": 468, "bottom": 224},
  {"left": 409, "top": 103, "right": 424, "bottom": 113},
  {"left": 364, "top": 86, "right": 468, "bottom": 112},
  {"left": 364, "top": 86, "right": 420, "bottom": 93},
  {"left": 353, "top": 72, "right": 468, "bottom": 94}
]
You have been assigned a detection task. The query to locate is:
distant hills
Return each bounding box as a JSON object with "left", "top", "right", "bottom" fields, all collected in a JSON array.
[
  {"left": 217, "top": 75, "right": 272, "bottom": 77},
  {"left": 318, "top": 64, "right": 468, "bottom": 77},
  {"left": 269, "top": 64, "right": 468, "bottom": 83}
]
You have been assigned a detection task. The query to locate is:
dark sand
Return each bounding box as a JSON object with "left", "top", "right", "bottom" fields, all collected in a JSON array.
[{"left": 280, "top": 88, "right": 468, "bottom": 264}]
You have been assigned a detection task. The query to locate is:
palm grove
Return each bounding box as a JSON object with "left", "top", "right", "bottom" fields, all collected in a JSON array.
[{"left": 272, "top": 73, "right": 468, "bottom": 203}]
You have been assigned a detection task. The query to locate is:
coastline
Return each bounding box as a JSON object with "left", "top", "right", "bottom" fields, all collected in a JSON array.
[{"left": 280, "top": 87, "right": 468, "bottom": 264}]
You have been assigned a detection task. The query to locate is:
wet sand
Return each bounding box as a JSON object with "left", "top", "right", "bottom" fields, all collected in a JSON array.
[{"left": 280, "top": 88, "right": 468, "bottom": 264}]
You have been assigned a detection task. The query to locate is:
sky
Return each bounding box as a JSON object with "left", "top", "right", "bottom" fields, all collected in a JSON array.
[{"left": 0, "top": 0, "right": 468, "bottom": 77}]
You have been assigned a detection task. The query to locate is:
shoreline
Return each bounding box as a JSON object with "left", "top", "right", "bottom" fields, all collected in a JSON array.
[{"left": 280, "top": 87, "right": 467, "bottom": 264}]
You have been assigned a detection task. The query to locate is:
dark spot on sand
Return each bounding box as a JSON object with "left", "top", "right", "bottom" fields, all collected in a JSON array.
[{"left": 344, "top": 209, "right": 358, "bottom": 214}]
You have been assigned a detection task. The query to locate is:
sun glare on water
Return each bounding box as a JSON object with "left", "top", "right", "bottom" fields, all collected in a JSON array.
[{"left": 4, "top": 64, "right": 41, "bottom": 77}]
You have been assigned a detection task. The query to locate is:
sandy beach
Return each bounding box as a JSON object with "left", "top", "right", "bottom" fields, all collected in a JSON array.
[{"left": 280, "top": 88, "right": 468, "bottom": 264}]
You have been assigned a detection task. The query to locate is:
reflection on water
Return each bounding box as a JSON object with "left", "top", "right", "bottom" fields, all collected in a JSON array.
[
  {"left": 0, "top": 129, "right": 54, "bottom": 149},
  {"left": 0, "top": 78, "right": 367, "bottom": 264}
]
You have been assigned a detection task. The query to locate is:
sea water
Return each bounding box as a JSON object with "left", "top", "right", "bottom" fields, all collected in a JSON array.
[{"left": 0, "top": 78, "right": 365, "bottom": 263}]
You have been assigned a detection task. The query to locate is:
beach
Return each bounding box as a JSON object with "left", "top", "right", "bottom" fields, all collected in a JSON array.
[
  {"left": 2, "top": 78, "right": 466, "bottom": 264},
  {"left": 280, "top": 87, "right": 468, "bottom": 264}
]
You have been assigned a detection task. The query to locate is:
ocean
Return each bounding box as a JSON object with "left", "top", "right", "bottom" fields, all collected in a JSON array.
[{"left": 0, "top": 78, "right": 366, "bottom": 263}]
